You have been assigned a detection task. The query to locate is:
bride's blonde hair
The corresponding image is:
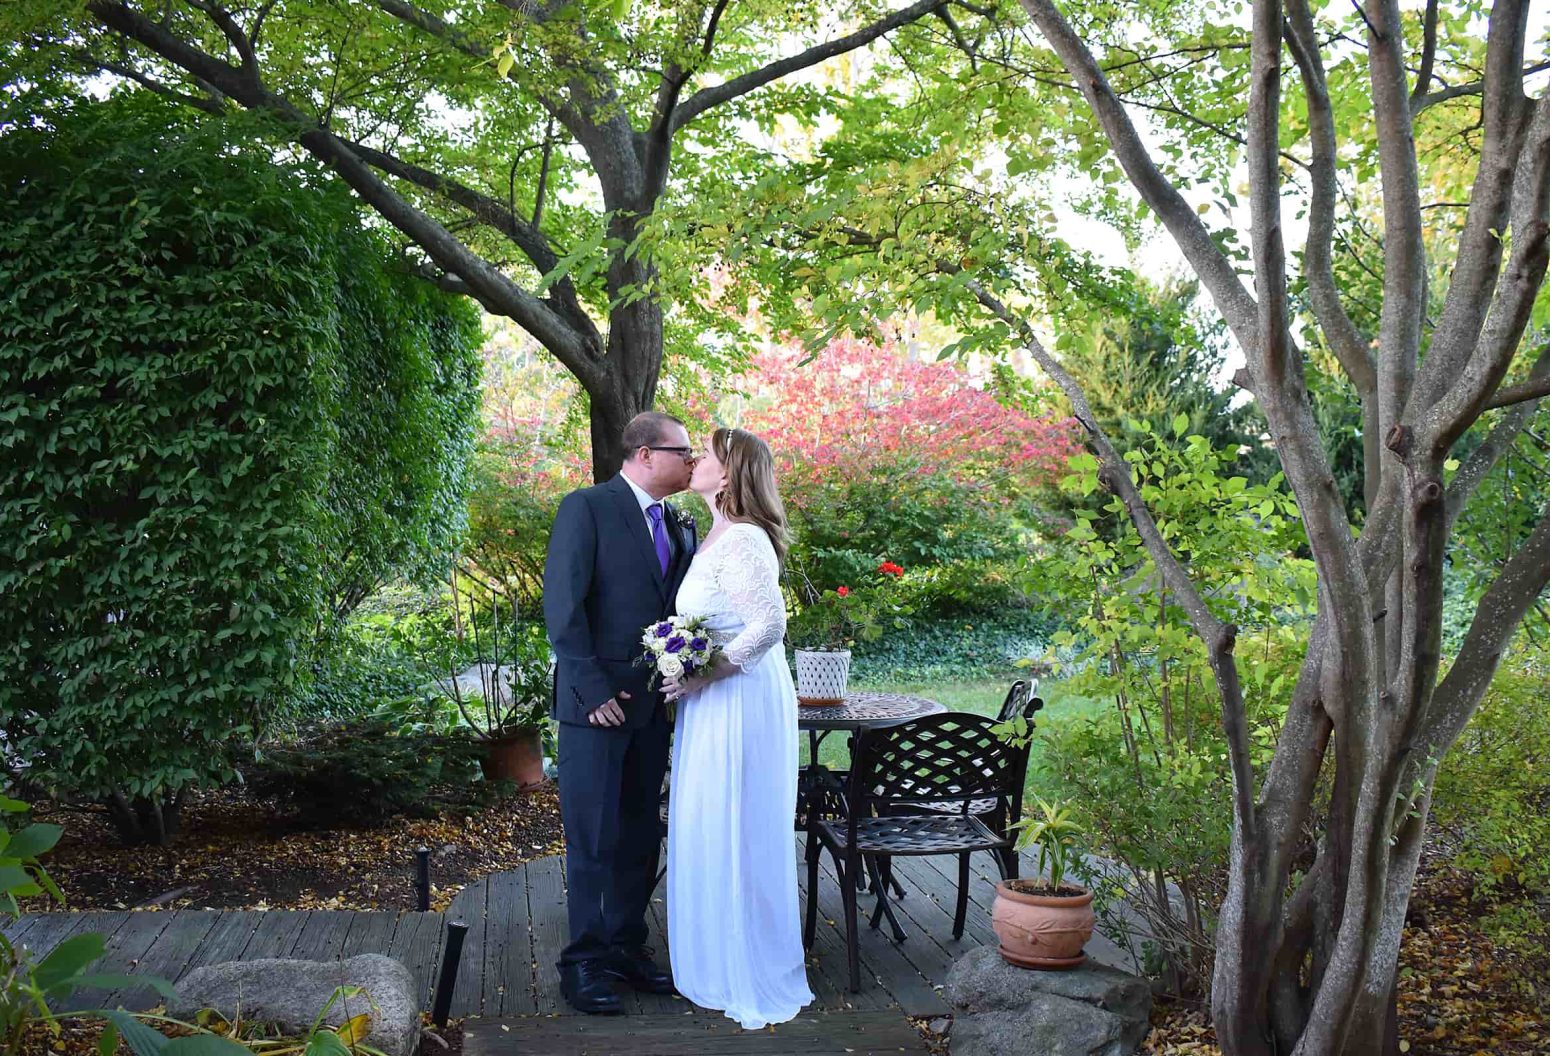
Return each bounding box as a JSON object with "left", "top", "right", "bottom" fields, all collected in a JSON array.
[{"left": 712, "top": 427, "right": 791, "bottom": 565}]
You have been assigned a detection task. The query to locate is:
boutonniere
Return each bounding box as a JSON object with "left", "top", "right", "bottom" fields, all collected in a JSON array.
[{"left": 670, "top": 505, "right": 697, "bottom": 539}]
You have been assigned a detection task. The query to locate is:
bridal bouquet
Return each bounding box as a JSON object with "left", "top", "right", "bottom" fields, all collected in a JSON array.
[{"left": 638, "top": 615, "right": 721, "bottom": 690}]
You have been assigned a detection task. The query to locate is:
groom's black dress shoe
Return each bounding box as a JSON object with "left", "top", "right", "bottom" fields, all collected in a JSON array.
[
  {"left": 604, "top": 946, "right": 676, "bottom": 995},
  {"left": 560, "top": 960, "right": 623, "bottom": 1014}
]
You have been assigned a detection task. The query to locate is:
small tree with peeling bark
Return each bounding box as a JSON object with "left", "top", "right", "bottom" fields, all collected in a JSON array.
[{"left": 982, "top": 2, "right": 1550, "bottom": 1052}]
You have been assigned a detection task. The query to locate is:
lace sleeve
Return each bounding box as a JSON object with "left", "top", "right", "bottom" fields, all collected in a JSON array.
[{"left": 713, "top": 525, "right": 787, "bottom": 671}]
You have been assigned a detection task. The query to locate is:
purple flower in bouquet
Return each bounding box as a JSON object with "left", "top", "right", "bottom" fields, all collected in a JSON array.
[
  {"left": 665, "top": 635, "right": 686, "bottom": 653},
  {"left": 655, "top": 622, "right": 673, "bottom": 637},
  {"left": 689, "top": 636, "right": 708, "bottom": 652}
]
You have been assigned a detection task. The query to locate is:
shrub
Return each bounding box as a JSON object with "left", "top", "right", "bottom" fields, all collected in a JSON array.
[
  {"left": 322, "top": 236, "right": 482, "bottom": 619},
  {"left": 847, "top": 608, "right": 1058, "bottom": 685},
  {"left": 1431, "top": 653, "right": 1550, "bottom": 897},
  {"left": 739, "top": 339, "right": 1080, "bottom": 589},
  {"left": 244, "top": 716, "right": 485, "bottom": 826},
  {"left": 462, "top": 328, "right": 589, "bottom": 609},
  {"left": 0, "top": 99, "right": 479, "bottom": 843},
  {"left": 1027, "top": 428, "right": 1315, "bottom": 996}
]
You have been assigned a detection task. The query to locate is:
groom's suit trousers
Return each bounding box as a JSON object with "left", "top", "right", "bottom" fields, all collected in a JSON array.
[{"left": 556, "top": 709, "right": 672, "bottom": 965}]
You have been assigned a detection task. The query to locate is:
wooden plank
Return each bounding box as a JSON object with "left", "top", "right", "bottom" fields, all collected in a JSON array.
[
  {"left": 6, "top": 912, "right": 89, "bottom": 960},
  {"left": 884, "top": 853, "right": 999, "bottom": 948},
  {"left": 792, "top": 836, "right": 883, "bottom": 1013},
  {"left": 808, "top": 853, "right": 925, "bottom": 1013},
  {"left": 445, "top": 879, "right": 488, "bottom": 1017},
  {"left": 177, "top": 911, "right": 261, "bottom": 978},
  {"left": 526, "top": 856, "right": 568, "bottom": 1015},
  {"left": 289, "top": 910, "right": 355, "bottom": 962},
  {"left": 3, "top": 912, "right": 44, "bottom": 945},
  {"left": 60, "top": 910, "right": 176, "bottom": 1012},
  {"left": 108, "top": 910, "right": 221, "bottom": 1011},
  {"left": 242, "top": 911, "right": 312, "bottom": 960},
  {"left": 386, "top": 911, "right": 446, "bottom": 1008},
  {"left": 634, "top": 882, "right": 688, "bottom": 1016},
  {"left": 465, "top": 1010, "right": 928, "bottom": 1056},
  {"left": 42, "top": 911, "right": 133, "bottom": 1012},
  {"left": 483, "top": 867, "right": 535, "bottom": 1018},
  {"left": 337, "top": 911, "right": 400, "bottom": 960},
  {"left": 808, "top": 853, "right": 946, "bottom": 1017}
]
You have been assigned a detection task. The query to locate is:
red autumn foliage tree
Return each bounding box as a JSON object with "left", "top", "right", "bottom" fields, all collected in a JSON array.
[{"left": 736, "top": 337, "right": 1081, "bottom": 587}]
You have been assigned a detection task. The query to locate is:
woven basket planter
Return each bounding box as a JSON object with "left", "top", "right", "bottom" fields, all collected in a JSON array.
[{"left": 794, "top": 648, "right": 852, "bottom": 706}]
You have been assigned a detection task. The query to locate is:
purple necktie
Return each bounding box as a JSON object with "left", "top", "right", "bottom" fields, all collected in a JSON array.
[{"left": 646, "top": 503, "right": 670, "bottom": 576}]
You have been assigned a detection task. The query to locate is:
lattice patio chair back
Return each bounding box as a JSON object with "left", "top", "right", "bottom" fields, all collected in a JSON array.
[
  {"left": 848, "top": 711, "right": 1029, "bottom": 822},
  {"left": 995, "top": 677, "right": 1045, "bottom": 723}
]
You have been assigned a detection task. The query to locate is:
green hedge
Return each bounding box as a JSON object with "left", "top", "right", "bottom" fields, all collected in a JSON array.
[{"left": 0, "top": 100, "right": 479, "bottom": 842}]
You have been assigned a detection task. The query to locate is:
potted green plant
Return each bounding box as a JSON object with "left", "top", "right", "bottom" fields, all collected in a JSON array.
[
  {"left": 992, "top": 797, "right": 1096, "bottom": 969},
  {"left": 786, "top": 560, "right": 912, "bottom": 704},
  {"left": 442, "top": 592, "right": 553, "bottom": 789}
]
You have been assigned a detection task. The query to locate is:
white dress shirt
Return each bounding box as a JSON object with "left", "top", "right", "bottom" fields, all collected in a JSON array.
[{"left": 621, "top": 470, "right": 664, "bottom": 535}]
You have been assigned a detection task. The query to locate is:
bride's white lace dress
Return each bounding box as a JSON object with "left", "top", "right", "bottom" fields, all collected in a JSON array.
[{"left": 667, "top": 521, "right": 814, "bottom": 1029}]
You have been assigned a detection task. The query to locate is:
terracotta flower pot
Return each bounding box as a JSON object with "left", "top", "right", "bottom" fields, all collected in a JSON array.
[
  {"left": 991, "top": 879, "right": 1096, "bottom": 969},
  {"left": 480, "top": 727, "right": 546, "bottom": 789},
  {"left": 795, "top": 648, "right": 851, "bottom": 705}
]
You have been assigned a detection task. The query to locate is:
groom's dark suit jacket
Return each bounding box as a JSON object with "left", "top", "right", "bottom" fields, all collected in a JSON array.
[{"left": 543, "top": 473, "right": 697, "bottom": 728}]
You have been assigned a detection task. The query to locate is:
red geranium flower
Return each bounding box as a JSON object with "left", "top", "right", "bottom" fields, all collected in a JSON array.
[
  {"left": 877, "top": 561, "right": 904, "bottom": 577},
  {"left": 836, "top": 586, "right": 851, "bottom": 597}
]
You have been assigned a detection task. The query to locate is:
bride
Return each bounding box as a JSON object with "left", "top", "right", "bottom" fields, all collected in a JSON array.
[{"left": 660, "top": 426, "right": 814, "bottom": 1029}]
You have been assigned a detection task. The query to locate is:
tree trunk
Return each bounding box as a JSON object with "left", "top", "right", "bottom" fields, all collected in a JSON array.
[
  {"left": 106, "top": 789, "right": 184, "bottom": 846},
  {"left": 586, "top": 208, "right": 666, "bottom": 483}
]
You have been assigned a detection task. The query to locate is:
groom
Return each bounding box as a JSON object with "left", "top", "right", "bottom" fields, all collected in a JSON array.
[{"left": 543, "top": 411, "right": 698, "bottom": 1015}]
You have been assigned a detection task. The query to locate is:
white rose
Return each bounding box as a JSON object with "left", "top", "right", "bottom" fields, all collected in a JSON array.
[{"left": 658, "top": 654, "right": 685, "bottom": 680}]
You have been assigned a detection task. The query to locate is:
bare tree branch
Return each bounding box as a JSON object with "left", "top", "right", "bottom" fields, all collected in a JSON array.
[
  {"left": 87, "top": 55, "right": 227, "bottom": 115},
  {"left": 670, "top": 0, "right": 949, "bottom": 135},
  {"left": 339, "top": 138, "right": 558, "bottom": 274},
  {"left": 1411, "top": 0, "right": 1440, "bottom": 104},
  {"left": 1445, "top": 344, "right": 1550, "bottom": 528},
  {"left": 1247, "top": 0, "right": 1292, "bottom": 387},
  {"left": 1284, "top": 0, "right": 1376, "bottom": 397},
  {"left": 1426, "top": 92, "right": 1550, "bottom": 452},
  {"left": 1487, "top": 359, "right": 1550, "bottom": 407},
  {"left": 186, "top": 0, "right": 257, "bottom": 73},
  {"left": 1367, "top": 0, "right": 1426, "bottom": 450},
  {"left": 651, "top": 0, "right": 730, "bottom": 139},
  {"left": 1423, "top": 495, "right": 1550, "bottom": 761},
  {"left": 1409, "top": 0, "right": 1532, "bottom": 426},
  {"left": 1413, "top": 58, "right": 1550, "bottom": 113},
  {"left": 1017, "top": 0, "right": 1259, "bottom": 346}
]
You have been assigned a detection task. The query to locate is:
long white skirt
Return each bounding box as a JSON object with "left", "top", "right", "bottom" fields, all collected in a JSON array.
[{"left": 667, "top": 649, "right": 814, "bottom": 1029}]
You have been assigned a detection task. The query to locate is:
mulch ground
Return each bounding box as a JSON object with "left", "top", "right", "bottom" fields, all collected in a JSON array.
[
  {"left": 24, "top": 782, "right": 563, "bottom": 914},
  {"left": 1139, "top": 863, "right": 1550, "bottom": 1055}
]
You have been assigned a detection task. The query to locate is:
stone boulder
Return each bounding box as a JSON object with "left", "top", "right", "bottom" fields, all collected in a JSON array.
[
  {"left": 945, "top": 946, "right": 1151, "bottom": 1056},
  {"left": 171, "top": 954, "right": 419, "bottom": 1056}
]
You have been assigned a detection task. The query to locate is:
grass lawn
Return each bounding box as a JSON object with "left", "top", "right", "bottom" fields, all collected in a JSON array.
[{"left": 803, "top": 673, "right": 1106, "bottom": 804}]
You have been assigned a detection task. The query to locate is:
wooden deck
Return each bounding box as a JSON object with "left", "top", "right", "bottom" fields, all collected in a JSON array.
[{"left": 4, "top": 838, "right": 1131, "bottom": 1025}]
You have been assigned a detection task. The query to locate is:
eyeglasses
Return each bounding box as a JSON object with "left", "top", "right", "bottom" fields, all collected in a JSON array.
[{"left": 647, "top": 446, "right": 698, "bottom": 463}]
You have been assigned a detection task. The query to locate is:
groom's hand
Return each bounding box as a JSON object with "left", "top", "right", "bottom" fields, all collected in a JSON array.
[{"left": 588, "top": 692, "right": 629, "bottom": 727}]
